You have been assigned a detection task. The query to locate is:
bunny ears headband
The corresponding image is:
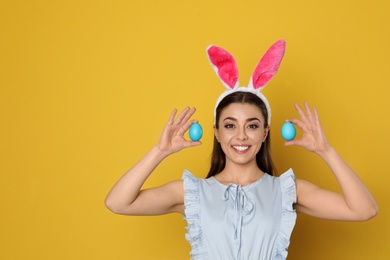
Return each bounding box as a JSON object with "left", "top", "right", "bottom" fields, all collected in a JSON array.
[{"left": 207, "top": 39, "right": 286, "bottom": 125}]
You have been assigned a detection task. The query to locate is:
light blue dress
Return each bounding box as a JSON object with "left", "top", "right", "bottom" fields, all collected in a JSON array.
[{"left": 182, "top": 169, "right": 297, "bottom": 260}]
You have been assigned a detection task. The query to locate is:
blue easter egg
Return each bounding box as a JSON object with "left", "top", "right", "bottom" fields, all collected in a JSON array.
[
  {"left": 189, "top": 123, "right": 203, "bottom": 141},
  {"left": 281, "top": 122, "right": 296, "bottom": 141}
]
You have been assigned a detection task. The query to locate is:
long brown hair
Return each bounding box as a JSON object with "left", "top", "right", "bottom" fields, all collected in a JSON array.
[{"left": 206, "top": 91, "right": 276, "bottom": 178}]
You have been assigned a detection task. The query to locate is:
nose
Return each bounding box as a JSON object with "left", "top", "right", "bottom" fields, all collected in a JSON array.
[{"left": 235, "top": 127, "right": 248, "bottom": 141}]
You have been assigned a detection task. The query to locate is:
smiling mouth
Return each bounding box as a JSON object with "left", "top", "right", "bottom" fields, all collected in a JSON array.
[{"left": 232, "top": 145, "right": 249, "bottom": 151}]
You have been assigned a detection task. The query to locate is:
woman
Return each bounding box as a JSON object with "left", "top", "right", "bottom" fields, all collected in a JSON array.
[{"left": 105, "top": 41, "right": 377, "bottom": 259}]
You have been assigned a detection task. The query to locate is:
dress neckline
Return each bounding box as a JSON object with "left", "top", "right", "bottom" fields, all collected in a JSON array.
[{"left": 209, "top": 173, "right": 268, "bottom": 189}]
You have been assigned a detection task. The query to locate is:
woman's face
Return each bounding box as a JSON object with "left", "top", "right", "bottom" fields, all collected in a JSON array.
[{"left": 215, "top": 103, "right": 269, "bottom": 166}]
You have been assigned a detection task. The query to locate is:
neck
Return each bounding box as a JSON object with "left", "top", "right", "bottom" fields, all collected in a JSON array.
[{"left": 216, "top": 161, "right": 264, "bottom": 186}]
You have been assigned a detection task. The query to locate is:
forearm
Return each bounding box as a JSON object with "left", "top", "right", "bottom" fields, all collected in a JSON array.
[
  {"left": 318, "top": 146, "right": 378, "bottom": 219},
  {"left": 105, "top": 146, "right": 169, "bottom": 213}
]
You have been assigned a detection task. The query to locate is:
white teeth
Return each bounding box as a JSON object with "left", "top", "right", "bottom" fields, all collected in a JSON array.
[{"left": 233, "top": 146, "right": 249, "bottom": 151}]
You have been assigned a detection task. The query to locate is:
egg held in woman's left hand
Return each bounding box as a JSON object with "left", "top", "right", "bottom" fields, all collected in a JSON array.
[{"left": 281, "top": 122, "right": 296, "bottom": 141}]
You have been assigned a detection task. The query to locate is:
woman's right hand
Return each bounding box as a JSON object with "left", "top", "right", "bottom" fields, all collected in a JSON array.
[
  {"left": 157, "top": 107, "right": 202, "bottom": 156},
  {"left": 105, "top": 107, "right": 200, "bottom": 216}
]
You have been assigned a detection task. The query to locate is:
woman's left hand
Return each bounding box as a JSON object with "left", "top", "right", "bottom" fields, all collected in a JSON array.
[
  {"left": 289, "top": 102, "right": 378, "bottom": 221},
  {"left": 285, "top": 102, "right": 330, "bottom": 155}
]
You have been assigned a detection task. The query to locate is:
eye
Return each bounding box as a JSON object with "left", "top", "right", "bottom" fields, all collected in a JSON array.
[
  {"left": 248, "top": 124, "right": 259, "bottom": 129},
  {"left": 224, "top": 123, "right": 235, "bottom": 129}
]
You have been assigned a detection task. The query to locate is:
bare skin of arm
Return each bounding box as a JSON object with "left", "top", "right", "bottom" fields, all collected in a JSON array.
[
  {"left": 105, "top": 107, "right": 201, "bottom": 216},
  {"left": 287, "top": 102, "right": 378, "bottom": 221}
]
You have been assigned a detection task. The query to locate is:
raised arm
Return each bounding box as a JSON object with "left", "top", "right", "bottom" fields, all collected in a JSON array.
[
  {"left": 105, "top": 107, "right": 201, "bottom": 216},
  {"left": 286, "top": 102, "right": 378, "bottom": 221}
]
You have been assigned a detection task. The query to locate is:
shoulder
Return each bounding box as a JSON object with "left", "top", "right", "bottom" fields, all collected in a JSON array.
[
  {"left": 182, "top": 169, "right": 199, "bottom": 181},
  {"left": 277, "top": 168, "right": 296, "bottom": 179},
  {"left": 276, "top": 169, "right": 297, "bottom": 204},
  {"left": 275, "top": 168, "right": 296, "bottom": 187},
  {"left": 182, "top": 169, "right": 207, "bottom": 188}
]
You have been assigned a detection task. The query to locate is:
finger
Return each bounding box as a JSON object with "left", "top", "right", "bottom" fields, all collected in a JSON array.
[
  {"left": 286, "top": 118, "right": 304, "bottom": 129},
  {"left": 161, "top": 109, "right": 178, "bottom": 135},
  {"left": 176, "top": 107, "right": 197, "bottom": 126},
  {"left": 159, "top": 109, "right": 178, "bottom": 145},
  {"left": 167, "top": 109, "right": 178, "bottom": 125},
  {"left": 173, "top": 107, "right": 191, "bottom": 126},
  {"left": 284, "top": 138, "right": 304, "bottom": 147},
  {"left": 178, "top": 119, "right": 198, "bottom": 136},
  {"left": 182, "top": 140, "right": 202, "bottom": 148},
  {"left": 294, "top": 102, "right": 308, "bottom": 122},
  {"left": 304, "top": 102, "right": 315, "bottom": 123},
  {"left": 184, "top": 119, "right": 199, "bottom": 130},
  {"left": 181, "top": 107, "right": 196, "bottom": 126},
  {"left": 313, "top": 107, "right": 322, "bottom": 126}
]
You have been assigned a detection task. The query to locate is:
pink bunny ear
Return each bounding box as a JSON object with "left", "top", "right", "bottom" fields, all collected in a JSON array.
[
  {"left": 207, "top": 45, "right": 239, "bottom": 89},
  {"left": 249, "top": 40, "right": 286, "bottom": 90}
]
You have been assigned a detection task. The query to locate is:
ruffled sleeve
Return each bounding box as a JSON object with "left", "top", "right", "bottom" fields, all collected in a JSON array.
[
  {"left": 274, "top": 168, "right": 297, "bottom": 260},
  {"left": 182, "top": 170, "right": 208, "bottom": 259}
]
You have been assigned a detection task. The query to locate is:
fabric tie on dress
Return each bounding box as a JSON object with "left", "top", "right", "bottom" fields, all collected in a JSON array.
[{"left": 223, "top": 184, "right": 255, "bottom": 259}]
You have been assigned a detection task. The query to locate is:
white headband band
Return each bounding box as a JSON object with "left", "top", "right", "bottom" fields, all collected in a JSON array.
[{"left": 207, "top": 40, "right": 286, "bottom": 126}]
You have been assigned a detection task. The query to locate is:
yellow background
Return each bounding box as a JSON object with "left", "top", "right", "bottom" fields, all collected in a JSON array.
[{"left": 1, "top": 1, "right": 389, "bottom": 259}]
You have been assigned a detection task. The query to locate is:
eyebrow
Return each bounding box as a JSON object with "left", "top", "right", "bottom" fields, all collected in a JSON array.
[{"left": 223, "top": 117, "right": 262, "bottom": 123}]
